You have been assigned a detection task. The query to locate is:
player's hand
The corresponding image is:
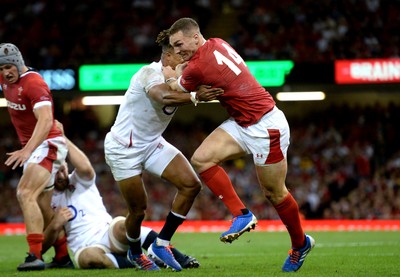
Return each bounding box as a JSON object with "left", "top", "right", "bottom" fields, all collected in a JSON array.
[
  {"left": 175, "top": 62, "right": 188, "bottom": 76},
  {"left": 5, "top": 148, "right": 32, "bottom": 170},
  {"left": 195, "top": 85, "right": 224, "bottom": 102},
  {"left": 55, "top": 120, "right": 65, "bottom": 135},
  {"left": 55, "top": 207, "right": 74, "bottom": 224},
  {"left": 162, "top": 66, "right": 176, "bottom": 79}
]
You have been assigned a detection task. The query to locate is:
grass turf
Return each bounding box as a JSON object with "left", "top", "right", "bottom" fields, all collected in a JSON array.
[{"left": 0, "top": 231, "right": 398, "bottom": 276}]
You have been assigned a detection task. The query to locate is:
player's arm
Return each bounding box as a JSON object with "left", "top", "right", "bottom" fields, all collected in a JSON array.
[
  {"left": 56, "top": 120, "right": 95, "bottom": 181},
  {"left": 148, "top": 83, "right": 222, "bottom": 106},
  {"left": 66, "top": 138, "right": 94, "bottom": 181},
  {"left": 27, "top": 105, "right": 54, "bottom": 151},
  {"left": 5, "top": 104, "right": 53, "bottom": 169},
  {"left": 42, "top": 207, "right": 73, "bottom": 254},
  {"left": 160, "top": 65, "right": 223, "bottom": 105}
]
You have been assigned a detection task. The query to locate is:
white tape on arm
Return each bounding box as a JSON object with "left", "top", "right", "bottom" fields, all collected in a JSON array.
[{"left": 190, "top": 91, "right": 198, "bottom": 106}]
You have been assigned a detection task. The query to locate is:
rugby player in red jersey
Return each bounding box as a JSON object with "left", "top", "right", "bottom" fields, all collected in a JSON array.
[
  {"left": 0, "top": 43, "right": 68, "bottom": 271},
  {"left": 163, "top": 18, "right": 315, "bottom": 272}
]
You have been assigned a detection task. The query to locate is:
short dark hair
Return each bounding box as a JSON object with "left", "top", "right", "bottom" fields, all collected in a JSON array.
[
  {"left": 156, "top": 29, "right": 171, "bottom": 52},
  {"left": 169, "top": 17, "right": 199, "bottom": 36}
]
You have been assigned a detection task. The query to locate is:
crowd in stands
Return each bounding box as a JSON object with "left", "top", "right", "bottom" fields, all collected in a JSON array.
[
  {"left": 1, "top": 103, "right": 399, "bottom": 222},
  {"left": 0, "top": 0, "right": 399, "bottom": 69},
  {"left": 229, "top": 0, "right": 400, "bottom": 62}
]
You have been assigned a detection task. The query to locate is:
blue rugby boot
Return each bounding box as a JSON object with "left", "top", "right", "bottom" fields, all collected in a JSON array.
[
  {"left": 220, "top": 211, "right": 258, "bottom": 243},
  {"left": 127, "top": 249, "right": 160, "bottom": 271},
  {"left": 282, "top": 234, "right": 315, "bottom": 272},
  {"left": 149, "top": 242, "right": 182, "bottom": 271}
]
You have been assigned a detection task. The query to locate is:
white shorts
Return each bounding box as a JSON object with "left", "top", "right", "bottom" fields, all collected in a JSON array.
[
  {"left": 219, "top": 106, "right": 290, "bottom": 166},
  {"left": 24, "top": 136, "right": 68, "bottom": 190},
  {"left": 73, "top": 217, "right": 153, "bottom": 268},
  {"left": 74, "top": 217, "right": 126, "bottom": 268},
  {"left": 104, "top": 132, "right": 180, "bottom": 181}
]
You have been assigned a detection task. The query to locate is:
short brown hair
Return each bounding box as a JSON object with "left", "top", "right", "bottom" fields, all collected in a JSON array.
[{"left": 169, "top": 17, "right": 199, "bottom": 36}]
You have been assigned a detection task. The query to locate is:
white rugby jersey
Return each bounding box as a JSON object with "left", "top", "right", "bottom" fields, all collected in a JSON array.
[
  {"left": 109, "top": 61, "right": 177, "bottom": 147},
  {"left": 51, "top": 170, "right": 112, "bottom": 254}
]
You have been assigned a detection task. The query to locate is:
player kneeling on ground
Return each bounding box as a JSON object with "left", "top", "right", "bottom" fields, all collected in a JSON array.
[{"left": 42, "top": 121, "right": 199, "bottom": 270}]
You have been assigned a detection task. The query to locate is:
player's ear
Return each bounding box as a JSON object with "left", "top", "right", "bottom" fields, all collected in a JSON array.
[{"left": 193, "top": 33, "right": 199, "bottom": 44}]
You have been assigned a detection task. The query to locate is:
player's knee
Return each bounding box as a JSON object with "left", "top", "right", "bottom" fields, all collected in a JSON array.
[
  {"left": 127, "top": 197, "right": 147, "bottom": 213},
  {"left": 190, "top": 154, "right": 202, "bottom": 171},
  {"left": 78, "top": 251, "right": 97, "bottom": 269},
  {"left": 262, "top": 186, "right": 288, "bottom": 205},
  {"left": 193, "top": 181, "right": 202, "bottom": 196},
  {"left": 180, "top": 176, "right": 202, "bottom": 197},
  {"left": 16, "top": 187, "right": 35, "bottom": 204},
  {"left": 80, "top": 258, "right": 106, "bottom": 269},
  {"left": 186, "top": 180, "right": 202, "bottom": 197},
  {"left": 129, "top": 210, "right": 146, "bottom": 222},
  {"left": 191, "top": 178, "right": 202, "bottom": 194},
  {"left": 78, "top": 249, "right": 109, "bottom": 269},
  {"left": 191, "top": 152, "right": 215, "bottom": 173}
]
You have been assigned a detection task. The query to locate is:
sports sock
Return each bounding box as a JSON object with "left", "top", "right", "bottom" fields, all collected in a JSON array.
[
  {"left": 274, "top": 193, "right": 305, "bottom": 249},
  {"left": 106, "top": 253, "right": 133, "bottom": 269},
  {"left": 200, "top": 165, "right": 246, "bottom": 216},
  {"left": 53, "top": 235, "right": 69, "bottom": 261},
  {"left": 170, "top": 247, "right": 185, "bottom": 262},
  {"left": 27, "top": 233, "right": 44, "bottom": 259},
  {"left": 157, "top": 211, "right": 185, "bottom": 242},
  {"left": 141, "top": 230, "right": 158, "bottom": 251},
  {"left": 126, "top": 234, "right": 142, "bottom": 255}
]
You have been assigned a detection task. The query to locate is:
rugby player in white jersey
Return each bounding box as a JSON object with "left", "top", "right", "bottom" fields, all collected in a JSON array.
[
  {"left": 42, "top": 121, "right": 200, "bottom": 270},
  {"left": 104, "top": 30, "right": 223, "bottom": 271}
]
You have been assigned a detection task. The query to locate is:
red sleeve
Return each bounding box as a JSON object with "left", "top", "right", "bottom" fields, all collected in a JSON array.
[
  {"left": 179, "top": 62, "right": 205, "bottom": 92},
  {"left": 23, "top": 75, "right": 52, "bottom": 107}
]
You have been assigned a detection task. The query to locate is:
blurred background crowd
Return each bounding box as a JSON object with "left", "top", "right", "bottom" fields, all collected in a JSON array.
[
  {"left": 1, "top": 103, "right": 399, "bottom": 222},
  {"left": 1, "top": 0, "right": 399, "bottom": 68},
  {"left": 1, "top": 0, "right": 399, "bottom": 222}
]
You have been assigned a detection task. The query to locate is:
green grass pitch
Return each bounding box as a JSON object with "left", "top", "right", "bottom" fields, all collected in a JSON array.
[{"left": 0, "top": 231, "right": 398, "bottom": 277}]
